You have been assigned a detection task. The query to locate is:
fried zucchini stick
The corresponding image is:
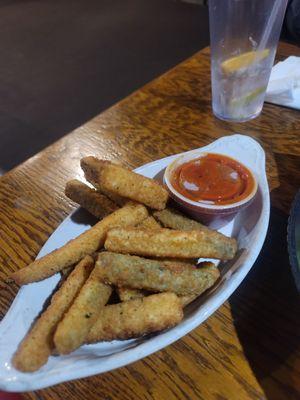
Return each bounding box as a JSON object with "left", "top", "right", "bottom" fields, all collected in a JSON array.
[
  {"left": 80, "top": 157, "right": 131, "bottom": 206},
  {"left": 65, "top": 179, "right": 118, "bottom": 218},
  {"left": 117, "top": 287, "right": 197, "bottom": 306},
  {"left": 153, "top": 208, "right": 236, "bottom": 252},
  {"left": 138, "top": 216, "right": 161, "bottom": 229},
  {"left": 97, "top": 187, "right": 127, "bottom": 207},
  {"left": 105, "top": 227, "right": 237, "bottom": 260},
  {"left": 81, "top": 157, "right": 169, "bottom": 210},
  {"left": 117, "top": 287, "right": 146, "bottom": 302},
  {"left": 11, "top": 203, "right": 148, "bottom": 285},
  {"left": 121, "top": 219, "right": 195, "bottom": 302},
  {"left": 86, "top": 293, "right": 183, "bottom": 342},
  {"left": 159, "top": 259, "right": 197, "bottom": 269},
  {"left": 90, "top": 184, "right": 127, "bottom": 207},
  {"left": 178, "top": 261, "right": 214, "bottom": 307},
  {"left": 117, "top": 262, "right": 208, "bottom": 305},
  {"left": 117, "top": 216, "right": 161, "bottom": 301},
  {"left": 117, "top": 259, "right": 197, "bottom": 302},
  {"left": 12, "top": 256, "right": 94, "bottom": 372},
  {"left": 153, "top": 208, "right": 210, "bottom": 232},
  {"left": 96, "top": 252, "right": 219, "bottom": 296},
  {"left": 54, "top": 264, "right": 112, "bottom": 354}
]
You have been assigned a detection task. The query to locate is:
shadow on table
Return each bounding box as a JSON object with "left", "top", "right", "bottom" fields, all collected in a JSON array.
[
  {"left": 70, "top": 207, "right": 98, "bottom": 226},
  {"left": 229, "top": 207, "right": 300, "bottom": 400}
]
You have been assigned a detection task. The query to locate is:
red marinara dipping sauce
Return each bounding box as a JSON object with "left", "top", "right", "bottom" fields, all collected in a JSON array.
[{"left": 171, "top": 153, "right": 255, "bottom": 206}]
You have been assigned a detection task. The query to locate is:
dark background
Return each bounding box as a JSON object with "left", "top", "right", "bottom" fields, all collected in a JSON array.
[{"left": 0, "top": 0, "right": 209, "bottom": 172}]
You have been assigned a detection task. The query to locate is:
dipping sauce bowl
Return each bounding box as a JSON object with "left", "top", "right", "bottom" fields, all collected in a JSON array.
[{"left": 164, "top": 151, "right": 258, "bottom": 229}]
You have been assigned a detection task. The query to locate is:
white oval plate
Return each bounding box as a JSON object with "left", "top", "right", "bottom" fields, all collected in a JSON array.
[{"left": 0, "top": 134, "right": 270, "bottom": 392}]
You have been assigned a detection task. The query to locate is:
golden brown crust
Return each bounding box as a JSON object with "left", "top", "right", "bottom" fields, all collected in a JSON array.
[
  {"left": 12, "top": 256, "right": 94, "bottom": 372},
  {"left": 81, "top": 157, "right": 128, "bottom": 206},
  {"left": 96, "top": 252, "right": 220, "bottom": 296},
  {"left": 11, "top": 203, "right": 148, "bottom": 285},
  {"left": 65, "top": 179, "right": 118, "bottom": 218},
  {"left": 105, "top": 227, "right": 237, "bottom": 260},
  {"left": 153, "top": 209, "right": 236, "bottom": 256},
  {"left": 86, "top": 292, "right": 183, "bottom": 342},
  {"left": 138, "top": 216, "right": 162, "bottom": 229},
  {"left": 81, "top": 157, "right": 169, "bottom": 210},
  {"left": 54, "top": 263, "right": 112, "bottom": 354},
  {"left": 117, "top": 287, "right": 146, "bottom": 302},
  {"left": 117, "top": 217, "right": 162, "bottom": 301},
  {"left": 160, "top": 260, "right": 197, "bottom": 273},
  {"left": 153, "top": 208, "right": 211, "bottom": 232}
]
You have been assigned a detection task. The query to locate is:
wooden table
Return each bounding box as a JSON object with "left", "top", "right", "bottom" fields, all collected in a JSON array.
[{"left": 1, "top": 42, "right": 300, "bottom": 400}]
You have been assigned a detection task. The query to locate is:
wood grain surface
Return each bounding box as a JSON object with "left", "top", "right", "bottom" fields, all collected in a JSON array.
[{"left": 1, "top": 42, "right": 300, "bottom": 400}]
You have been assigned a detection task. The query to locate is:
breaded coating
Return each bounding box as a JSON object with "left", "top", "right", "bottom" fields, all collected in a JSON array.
[
  {"left": 179, "top": 261, "right": 216, "bottom": 307},
  {"left": 176, "top": 260, "right": 217, "bottom": 307},
  {"left": 117, "top": 260, "right": 198, "bottom": 306},
  {"left": 105, "top": 227, "right": 237, "bottom": 260},
  {"left": 117, "top": 287, "right": 146, "bottom": 302},
  {"left": 81, "top": 157, "right": 168, "bottom": 210},
  {"left": 65, "top": 179, "right": 118, "bottom": 218},
  {"left": 12, "top": 256, "right": 94, "bottom": 372},
  {"left": 152, "top": 257, "right": 198, "bottom": 266},
  {"left": 80, "top": 157, "right": 129, "bottom": 206},
  {"left": 138, "top": 216, "right": 161, "bottom": 229},
  {"left": 153, "top": 208, "right": 239, "bottom": 264},
  {"left": 153, "top": 208, "right": 210, "bottom": 232},
  {"left": 54, "top": 263, "right": 112, "bottom": 354},
  {"left": 116, "top": 262, "right": 209, "bottom": 306},
  {"left": 86, "top": 292, "right": 183, "bottom": 342},
  {"left": 118, "top": 288, "right": 196, "bottom": 307},
  {"left": 117, "top": 287, "right": 197, "bottom": 307},
  {"left": 118, "top": 216, "right": 162, "bottom": 301},
  {"left": 98, "top": 187, "right": 127, "bottom": 207},
  {"left": 116, "top": 256, "right": 198, "bottom": 302},
  {"left": 159, "top": 259, "right": 197, "bottom": 271},
  {"left": 154, "top": 208, "right": 235, "bottom": 246},
  {"left": 11, "top": 203, "right": 148, "bottom": 285},
  {"left": 95, "top": 186, "right": 128, "bottom": 207},
  {"left": 96, "top": 252, "right": 220, "bottom": 296}
]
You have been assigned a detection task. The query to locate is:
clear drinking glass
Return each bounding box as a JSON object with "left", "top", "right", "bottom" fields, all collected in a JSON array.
[{"left": 209, "top": 0, "right": 288, "bottom": 122}]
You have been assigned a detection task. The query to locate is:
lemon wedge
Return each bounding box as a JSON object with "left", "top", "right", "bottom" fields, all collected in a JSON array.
[
  {"left": 221, "top": 49, "right": 270, "bottom": 74},
  {"left": 230, "top": 86, "right": 267, "bottom": 110}
]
